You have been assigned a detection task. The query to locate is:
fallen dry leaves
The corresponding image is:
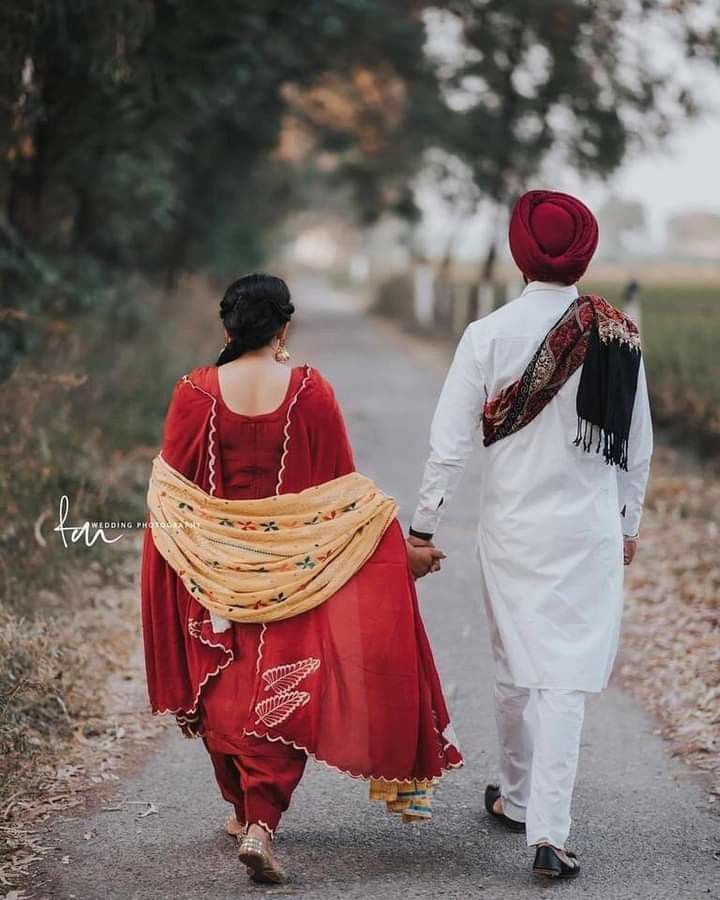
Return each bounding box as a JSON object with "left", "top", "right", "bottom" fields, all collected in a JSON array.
[
  {"left": 618, "top": 446, "right": 720, "bottom": 797},
  {"left": 0, "top": 539, "right": 167, "bottom": 890}
]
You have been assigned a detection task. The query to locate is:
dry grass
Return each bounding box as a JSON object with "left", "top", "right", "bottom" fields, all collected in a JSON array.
[
  {"left": 619, "top": 446, "right": 720, "bottom": 797},
  {"left": 0, "top": 276, "right": 224, "bottom": 892},
  {"left": 0, "top": 539, "right": 166, "bottom": 890}
]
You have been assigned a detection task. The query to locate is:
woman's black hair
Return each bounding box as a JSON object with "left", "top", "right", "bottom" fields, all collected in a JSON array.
[{"left": 216, "top": 273, "right": 295, "bottom": 365}]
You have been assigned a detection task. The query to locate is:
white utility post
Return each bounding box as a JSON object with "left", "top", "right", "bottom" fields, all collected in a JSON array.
[
  {"left": 452, "top": 284, "right": 473, "bottom": 335},
  {"left": 477, "top": 281, "right": 495, "bottom": 318},
  {"left": 413, "top": 263, "right": 435, "bottom": 327}
]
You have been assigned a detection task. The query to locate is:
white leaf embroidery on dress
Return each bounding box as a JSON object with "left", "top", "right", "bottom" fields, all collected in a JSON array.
[
  {"left": 261, "top": 657, "right": 320, "bottom": 695},
  {"left": 255, "top": 691, "right": 310, "bottom": 728},
  {"left": 255, "top": 656, "right": 320, "bottom": 728}
]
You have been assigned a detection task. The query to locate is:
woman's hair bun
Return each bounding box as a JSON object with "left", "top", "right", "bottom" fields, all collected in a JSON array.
[{"left": 216, "top": 273, "right": 294, "bottom": 364}]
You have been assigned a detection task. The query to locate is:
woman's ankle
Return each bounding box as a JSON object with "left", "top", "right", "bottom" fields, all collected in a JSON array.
[{"left": 247, "top": 823, "right": 272, "bottom": 845}]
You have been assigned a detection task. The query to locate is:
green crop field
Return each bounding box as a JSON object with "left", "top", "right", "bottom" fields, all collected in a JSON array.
[
  {"left": 588, "top": 282, "right": 720, "bottom": 453},
  {"left": 376, "top": 272, "right": 720, "bottom": 455}
]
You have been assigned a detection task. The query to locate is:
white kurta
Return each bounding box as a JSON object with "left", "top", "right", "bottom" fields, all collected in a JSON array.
[{"left": 412, "top": 281, "right": 653, "bottom": 692}]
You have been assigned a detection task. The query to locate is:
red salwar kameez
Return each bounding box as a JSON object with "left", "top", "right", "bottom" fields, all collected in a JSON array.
[{"left": 141, "top": 364, "right": 462, "bottom": 835}]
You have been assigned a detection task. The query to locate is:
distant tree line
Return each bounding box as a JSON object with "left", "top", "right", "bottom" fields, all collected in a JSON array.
[{"left": 1, "top": 0, "right": 717, "bottom": 377}]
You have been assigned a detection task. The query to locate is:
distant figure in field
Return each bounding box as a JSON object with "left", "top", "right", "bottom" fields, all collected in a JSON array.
[
  {"left": 622, "top": 278, "right": 640, "bottom": 304},
  {"left": 622, "top": 278, "right": 642, "bottom": 330},
  {"left": 409, "top": 191, "right": 653, "bottom": 879}
]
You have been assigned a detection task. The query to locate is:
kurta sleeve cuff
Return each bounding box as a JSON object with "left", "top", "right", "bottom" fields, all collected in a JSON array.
[
  {"left": 621, "top": 505, "right": 642, "bottom": 538},
  {"left": 410, "top": 507, "right": 443, "bottom": 538}
]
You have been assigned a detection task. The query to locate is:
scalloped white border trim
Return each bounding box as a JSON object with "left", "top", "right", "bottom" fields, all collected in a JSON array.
[
  {"left": 275, "top": 365, "right": 311, "bottom": 496},
  {"left": 182, "top": 373, "right": 232, "bottom": 632},
  {"left": 181, "top": 374, "right": 218, "bottom": 496},
  {"left": 152, "top": 625, "right": 234, "bottom": 717},
  {"left": 255, "top": 820, "right": 275, "bottom": 839},
  {"left": 255, "top": 624, "right": 267, "bottom": 675},
  {"left": 241, "top": 725, "right": 462, "bottom": 784}
]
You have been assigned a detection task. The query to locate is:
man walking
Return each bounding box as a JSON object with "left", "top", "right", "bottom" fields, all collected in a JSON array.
[{"left": 408, "top": 190, "right": 653, "bottom": 878}]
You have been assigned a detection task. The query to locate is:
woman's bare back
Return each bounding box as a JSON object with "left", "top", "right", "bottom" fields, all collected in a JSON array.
[{"left": 217, "top": 358, "right": 292, "bottom": 417}]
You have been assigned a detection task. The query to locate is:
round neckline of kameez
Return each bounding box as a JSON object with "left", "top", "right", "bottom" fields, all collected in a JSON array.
[{"left": 213, "top": 365, "right": 304, "bottom": 422}]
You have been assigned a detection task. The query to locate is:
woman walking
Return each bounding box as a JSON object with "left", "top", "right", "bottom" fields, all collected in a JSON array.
[{"left": 141, "top": 274, "right": 461, "bottom": 884}]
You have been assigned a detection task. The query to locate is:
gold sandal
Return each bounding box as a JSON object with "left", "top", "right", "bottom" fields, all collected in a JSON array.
[{"left": 238, "top": 835, "right": 285, "bottom": 884}]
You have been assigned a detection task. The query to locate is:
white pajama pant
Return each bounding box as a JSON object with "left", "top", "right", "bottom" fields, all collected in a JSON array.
[{"left": 494, "top": 681, "right": 587, "bottom": 849}]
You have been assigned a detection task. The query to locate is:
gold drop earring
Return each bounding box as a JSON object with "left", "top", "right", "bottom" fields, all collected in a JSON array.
[{"left": 274, "top": 336, "right": 291, "bottom": 363}]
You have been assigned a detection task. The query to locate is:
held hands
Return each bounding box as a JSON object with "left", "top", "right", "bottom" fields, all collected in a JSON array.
[
  {"left": 406, "top": 535, "right": 446, "bottom": 580},
  {"left": 408, "top": 533, "right": 638, "bottom": 574}
]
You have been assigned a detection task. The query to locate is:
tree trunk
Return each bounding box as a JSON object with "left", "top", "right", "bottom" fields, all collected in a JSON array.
[
  {"left": 7, "top": 130, "right": 47, "bottom": 241},
  {"left": 472, "top": 241, "right": 497, "bottom": 321}
]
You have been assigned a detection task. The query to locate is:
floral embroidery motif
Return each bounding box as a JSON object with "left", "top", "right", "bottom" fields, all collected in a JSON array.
[
  {"left": 255, "top": 657, "right": 320, "bottom": 728},
  {"left": 296, "top": 555, "right": 316, "bottom": 570},
  {"left": 261, "top": 521, "right": 279, "bottom": 532}
]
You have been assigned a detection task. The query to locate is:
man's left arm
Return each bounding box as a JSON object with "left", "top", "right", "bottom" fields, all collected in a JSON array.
[{"left": 411, "top": 325, "right": 486, "bottom": 542}]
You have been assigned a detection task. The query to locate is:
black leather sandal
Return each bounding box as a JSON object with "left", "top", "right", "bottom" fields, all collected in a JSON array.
[
  {"left": 484, "top": 784, "right": 526, "bottom": 833},
  {"left": 533, "top": 845, "right": 580, "bottom": 879}
]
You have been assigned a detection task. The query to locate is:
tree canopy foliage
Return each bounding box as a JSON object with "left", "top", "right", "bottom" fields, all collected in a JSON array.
[
  {"left": 0, "top": 1, "right": 436, "bottom": 375},
  {"left": 439, "top": 0, "right": 718, "bottom": 203},
  {"left": 0, "top": 0, "right": 718, "bottom": 375}
]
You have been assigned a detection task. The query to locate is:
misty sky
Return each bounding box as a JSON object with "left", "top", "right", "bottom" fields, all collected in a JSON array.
[
  {"left": 418, "top": 10, "right": 720, "bottom": 259},
  {"left": 418, "top": 108, "right": 720, "bottom": 259},
  {"left": 600, "top": 117, "right": 720, "bottom": 237}
]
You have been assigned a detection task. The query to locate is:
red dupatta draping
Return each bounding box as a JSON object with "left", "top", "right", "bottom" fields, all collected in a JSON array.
[{"left": 141, "top": 365, "right": 462, "bottom": 783}]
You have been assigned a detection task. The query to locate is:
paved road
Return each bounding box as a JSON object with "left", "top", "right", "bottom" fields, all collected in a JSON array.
[{"left": 35, "top": 275, "right": 719, "bottom": 899}]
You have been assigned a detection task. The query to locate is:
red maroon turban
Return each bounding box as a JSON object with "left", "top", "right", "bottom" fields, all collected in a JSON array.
[{"left": 508, "top": 190, "right": 599, "bottom": 285}]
